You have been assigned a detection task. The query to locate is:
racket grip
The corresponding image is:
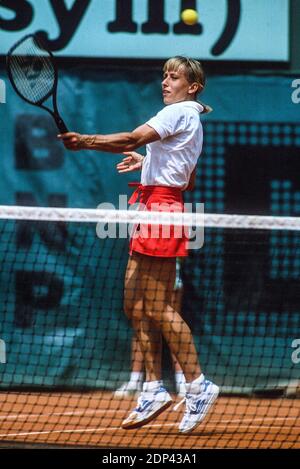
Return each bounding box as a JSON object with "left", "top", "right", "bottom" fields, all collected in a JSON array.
[{"left": 55, "top": 116, "right": 69, "bottom": 133}]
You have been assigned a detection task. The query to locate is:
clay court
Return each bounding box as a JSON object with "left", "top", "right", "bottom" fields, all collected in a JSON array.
[{"left": 0, "top": 391, "right": 298, "bottom": 449}]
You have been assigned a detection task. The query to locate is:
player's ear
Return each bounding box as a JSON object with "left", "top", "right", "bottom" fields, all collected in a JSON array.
[{"left": 188, "top": 82, "right": 202, "bottom": 96}]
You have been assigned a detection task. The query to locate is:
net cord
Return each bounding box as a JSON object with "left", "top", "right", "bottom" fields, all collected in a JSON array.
[{"left": 0, "top": 205, "right": 300, "bottom": 230}]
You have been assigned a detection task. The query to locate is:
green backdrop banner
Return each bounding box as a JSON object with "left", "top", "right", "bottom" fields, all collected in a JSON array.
[{"left": 0, "top": 67, "right": 299, "bottom": 392}]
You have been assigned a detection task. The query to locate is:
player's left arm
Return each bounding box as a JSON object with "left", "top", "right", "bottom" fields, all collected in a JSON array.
[{"left": 57, "top": 124, "right": 160, "bottom": 153}]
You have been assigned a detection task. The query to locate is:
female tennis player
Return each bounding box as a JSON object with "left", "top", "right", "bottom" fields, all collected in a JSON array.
[{"left": 58, "top": 56, "right": 219, "bottom": 433}]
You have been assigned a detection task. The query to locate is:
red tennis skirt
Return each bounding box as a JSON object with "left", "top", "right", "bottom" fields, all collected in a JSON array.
[{"left": 128, "top": 183, "right": 188, "bottom": 258}]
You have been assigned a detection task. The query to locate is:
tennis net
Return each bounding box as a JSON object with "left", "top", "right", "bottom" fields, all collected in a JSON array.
[{"left": 0, "top": 205, "right": 299, "bottom": 449}]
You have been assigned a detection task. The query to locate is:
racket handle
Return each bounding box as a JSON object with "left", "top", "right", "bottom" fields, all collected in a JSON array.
[{"left": 55, "top": 116, "right": 69, "bottom": 133}]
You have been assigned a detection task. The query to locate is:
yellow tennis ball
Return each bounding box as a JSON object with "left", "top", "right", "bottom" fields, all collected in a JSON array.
[{"left": 181, "top": 9, "right": 198, "bottom": 26}]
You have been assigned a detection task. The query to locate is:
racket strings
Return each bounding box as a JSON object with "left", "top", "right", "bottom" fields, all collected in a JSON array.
[{"left": 9, "top": 38, "right": 55, "bottom": 104}]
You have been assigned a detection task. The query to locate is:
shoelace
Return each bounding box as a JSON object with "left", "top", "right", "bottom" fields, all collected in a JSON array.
[
  {"left": 173, "top": 397, "right": 186, "bottom": 411},
  {"left": 173, "top": 393, "right": 203, "bottom": 412},
  {"left": 185, "top": 395, "right": 202, "bottom": 413}
]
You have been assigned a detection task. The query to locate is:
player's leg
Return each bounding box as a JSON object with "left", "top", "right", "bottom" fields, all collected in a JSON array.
[
  {"left": 114, "top": 335, "right": 144, "bottom": 397},
  {"left": 170, "top": 277, "right": 186, "bottom": 396},
  {"left": 141, "top": 255, "right": 201, "bottom": 382},
  {"left": 116, "top": 255, "right": 145, "bottom": 396},
  {"left": 121, "top": 253, "right": 171, "bottom": 429},
  {"left": 141, "top": 255, "right": 219, "bottom": 433},
  {"left": 124, "top": 253, "right": 162, "bottom": 382}
]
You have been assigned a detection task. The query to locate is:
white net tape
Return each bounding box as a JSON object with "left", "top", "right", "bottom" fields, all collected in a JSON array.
[{"left": 0, "top": 205, "right": 300, "bottom": 231}]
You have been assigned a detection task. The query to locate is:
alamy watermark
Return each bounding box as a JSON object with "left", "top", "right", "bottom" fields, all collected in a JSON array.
[
  {"left": 96, "top": 196, "right": 205, "bottom": 249},
  {"left": 291, "top": 338, "right": 300, "bottom": 364},
  {"left": 291, "top": 79, "right": 300, "bottom": 104},
  {"left": 0, "top": 339, "right": 6, "bottom": 364},
  {"left": 0, "top": 79, "right": 6, "bottom": 104}
]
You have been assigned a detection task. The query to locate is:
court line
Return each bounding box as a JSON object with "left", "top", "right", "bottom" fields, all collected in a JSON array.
[
  {"left": 0, "top": 426, "right": 122, "bottom": 438},
  {"left": 0, "top": 417, "right": 297, "bottom": 439},
  {"left": 0, "top": 423, "right": 295, "bottom": 439},
  {"left": 0, "top": 408, "right": 121, "bottom": 421}
]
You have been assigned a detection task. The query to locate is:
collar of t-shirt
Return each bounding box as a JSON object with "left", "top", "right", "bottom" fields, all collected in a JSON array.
[{"left": 166, "top": 101, "right": 204, "bottom": 114}]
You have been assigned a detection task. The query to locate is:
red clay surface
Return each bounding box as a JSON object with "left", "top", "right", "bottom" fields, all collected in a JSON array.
[{"left": 0, "top": 391, "right": 299, "bottom": 449}]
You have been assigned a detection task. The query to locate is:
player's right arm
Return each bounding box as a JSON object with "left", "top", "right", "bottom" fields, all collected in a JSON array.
[{"left": 57, "top": 124, "right": 160, "bottom": 153}]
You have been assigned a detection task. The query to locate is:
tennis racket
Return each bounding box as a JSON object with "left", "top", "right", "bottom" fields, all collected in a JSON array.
[{"left": 7, "top": 34, "right": 68, "bottom": 133}]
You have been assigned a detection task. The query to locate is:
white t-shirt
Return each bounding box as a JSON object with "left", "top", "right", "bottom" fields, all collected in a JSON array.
[{"left": 141, "top": 101, "right": 203, "bottom": 189}]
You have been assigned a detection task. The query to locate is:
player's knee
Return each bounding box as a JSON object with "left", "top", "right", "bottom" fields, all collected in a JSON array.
[
  {"left": 130, "top": 309, "right": 143, "bottom": 321},
  {"left": 123, "top": 299, "right": 143, "bottom": 321},
  {"left": 143, "top": 301, "right": 162, "bottom": 322}
]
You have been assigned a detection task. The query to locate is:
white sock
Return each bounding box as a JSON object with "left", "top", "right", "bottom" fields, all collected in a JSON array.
[
  {"left": 143, "top": 380, "right": 163, "bottom": 391},
  {"left": 175, "top": 371, "right": 186, "bottom": 386},
  {"left": 185, "top": 373, "right": 205, "bottom": 394},
  {"left": 129, "top": 371, "right": 144, "bottom": 384}
]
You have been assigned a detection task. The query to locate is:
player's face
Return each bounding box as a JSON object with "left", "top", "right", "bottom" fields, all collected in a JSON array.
[{"left": 162, "top": 66, "right": 196, "bottom": 104}]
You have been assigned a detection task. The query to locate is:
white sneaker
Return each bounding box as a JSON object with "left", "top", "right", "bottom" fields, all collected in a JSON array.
[
  {"left": 178, "top": 379, "right": 219, "bottom": 434},
  {"left": 122, "top": 384, "right": 173, "bottom": 430},
  {"left": 114, "top": 380, "right": 143, "bottom": 398}
]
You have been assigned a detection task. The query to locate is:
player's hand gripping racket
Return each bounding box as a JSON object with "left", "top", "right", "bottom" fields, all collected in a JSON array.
[{"left": 7, "top": 34, "right": 68, "bottom": 133}]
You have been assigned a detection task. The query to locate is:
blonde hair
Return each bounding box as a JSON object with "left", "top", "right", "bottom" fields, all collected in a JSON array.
[{"left": 163, "top": 56, "right": 212, "bottom": 114}]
